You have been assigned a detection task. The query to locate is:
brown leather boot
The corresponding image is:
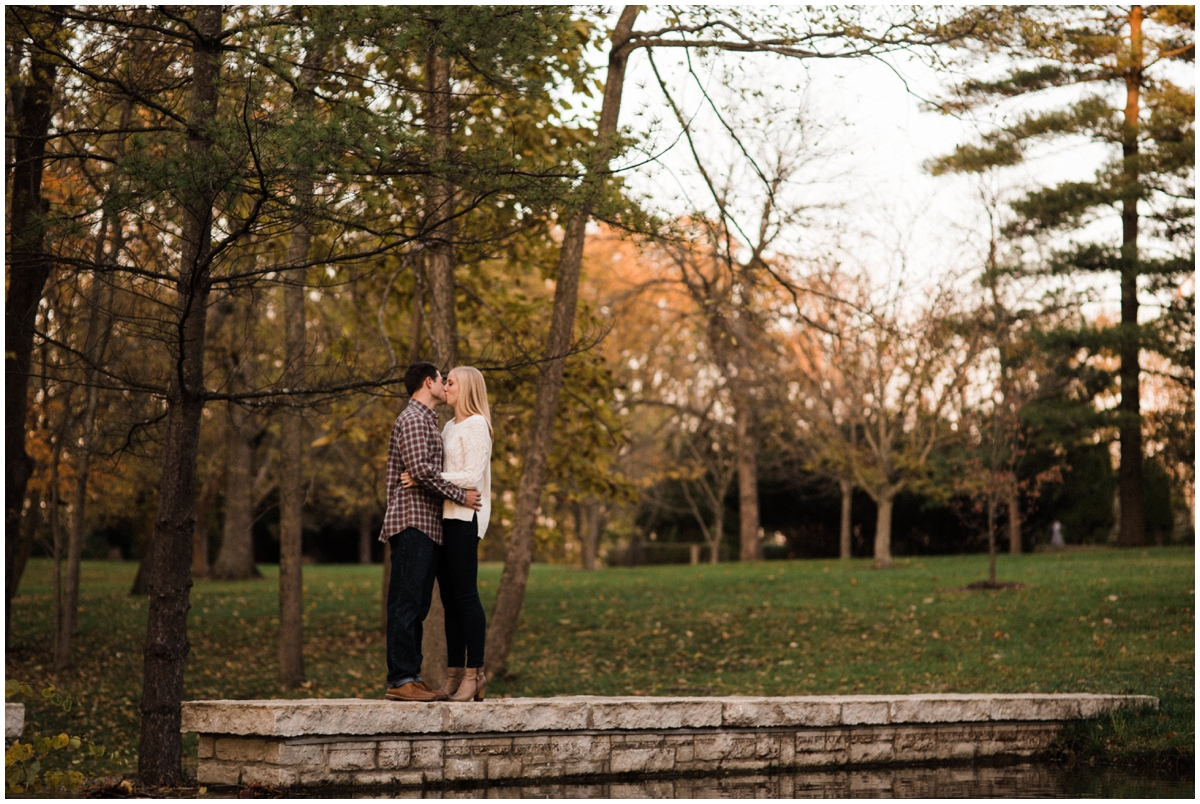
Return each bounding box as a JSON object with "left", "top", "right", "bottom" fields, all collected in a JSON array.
[
  {"left": 439, "top": 667, "right": 465, "bottom": 697},
  {"left": 448, "top": 668, "right": 487, "bottom": 702},
  {"left": 385, "top": 681, "right": 447, "bottom": 702}
]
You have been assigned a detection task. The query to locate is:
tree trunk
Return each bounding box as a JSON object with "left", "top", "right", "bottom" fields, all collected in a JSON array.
[
  {"left": 5, "top": 10, "right": 62, "bottom": 634},
  {"left": 63, "top": 256, "right": 117, "bottom": 664},
  {"left": 736, "top": 403, "right": 761, "bottom": 562},
  {"left": 59, "top": 384, "right": 98, "bottom": 668},
  {"left": 485, "top": 6, "right": 641, "bottom": 679},
  {"left": 137, "top": 7, "right": 223, "bottom": 786},
  {"left": 359, "top": 508, "right": 373, "bottom": 565},
  {"left": 51, "top": 441, "right": 68, "bottom": 670},
  {"left": 1007, "top": 482, "right": 1021, "bottom": 554},
  {"left": 423, "top": 44, "right": 456, "bottom": 370},
  {"left": 210, "top": 403, "right": 260, "bottom": 580},
  {"left": 710, "top": 504, "right": 724, "bottom": 565},
  {"left": 1117, "top": 5, "right": 1145, "bottom": 548},
  {"left": 873, "top": 493, "right": 894, "bottom": 569},
  {"left": 986, "top": 494, "right": 997, "bottom": 585},
  {"left": 579, "top": 499, "right": 602, "bottom": 571},
  {"left": 839, "top": 478, "right": 853, "bottom": 560},
  {"left": 278, "top": 39, "right": 323, "bottom": 688},
  {"left": 192, "top": 468, "right": 220, "bottom": 578}
]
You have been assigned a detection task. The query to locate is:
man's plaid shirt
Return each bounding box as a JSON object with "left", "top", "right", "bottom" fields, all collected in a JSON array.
[{"left": 379, "top": 398, "right": 467, "bottom": 545}]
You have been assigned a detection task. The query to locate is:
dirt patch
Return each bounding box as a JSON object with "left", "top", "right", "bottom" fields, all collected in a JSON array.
[{"left": 960, "top": 581, "right": 1029, "bottom": 592}]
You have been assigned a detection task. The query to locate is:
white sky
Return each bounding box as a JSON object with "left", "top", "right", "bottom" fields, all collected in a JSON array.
[{"left": 580, "top": 7, "right": 1191, "bottom": 323}]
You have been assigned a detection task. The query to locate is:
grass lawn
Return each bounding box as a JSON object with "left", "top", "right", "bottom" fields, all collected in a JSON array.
[{"left": 5, "top": 547, "right": 1194, "bottom": 782}]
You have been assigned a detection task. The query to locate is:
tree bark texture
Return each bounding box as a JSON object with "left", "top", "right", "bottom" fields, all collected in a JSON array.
[
  {"left": 484, "top": 6, "right": 641, "bottom": 679},
  {"left": 359, "top": 508, "right": 374, "bottom": 565},
  {"left": 1117, "top": 4, "right": 1145, "bottom": 547},
  {"left": 1007, "top": 484, "right": 1021, "bottom": 554},
  {"left": 192, "top": 468, "right": 220, "bottom": 578},
  {"left": 278, "top": 39, "right": 323, "bottom": 688},
  {"left": 210, "top": 401, "right": 260, "bottom": 581},
  {"left": 736, "top": 403, "right": 761, "bottom": 562},
  {"left": 986, "top": 496, "right": 997, "bottom": 584},
  {"left": 839, "top": 479, "right": 853, "bottom": 560},
  {"left": 873, "top": 494, "right": 894, "bottom": 569},
  {"left": 423, "top": 44, "right": 456, "bottom": 370},
  {"left": 137, "top": 7, "right": 223, "bottom": 787},
  {"left": 5, "top": 11, "right": 61, "bottom": 633}
]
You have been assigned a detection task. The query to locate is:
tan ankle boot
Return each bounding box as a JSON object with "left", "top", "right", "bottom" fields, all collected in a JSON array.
[
  {"left": 439, "top": 667, "right": 465, "bottom": 697},
  {"left": 448, "top": 668, "right": 486, "bottom": 702}
]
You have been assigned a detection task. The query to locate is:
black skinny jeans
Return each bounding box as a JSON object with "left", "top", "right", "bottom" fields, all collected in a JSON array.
[{"left": 436, "top": 516, "right": 486, "bottom": 668}]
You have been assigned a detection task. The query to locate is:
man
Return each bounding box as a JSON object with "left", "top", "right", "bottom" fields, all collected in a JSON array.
[{"left": 380, "top": 362, "right": 482, "bottom": 701}]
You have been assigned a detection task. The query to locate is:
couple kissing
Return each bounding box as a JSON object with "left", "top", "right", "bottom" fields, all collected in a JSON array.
[{"left": 379, "top": 362, "right": 493, "bottom": 703}]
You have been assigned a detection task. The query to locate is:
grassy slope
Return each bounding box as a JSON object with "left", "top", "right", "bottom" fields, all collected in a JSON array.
[{"left": 5, "top": 547, "right": 1193, "bottom": 780}]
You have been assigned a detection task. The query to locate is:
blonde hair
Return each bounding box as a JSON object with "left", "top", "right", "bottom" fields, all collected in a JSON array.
[{"left": 449, "top": 366, "right": 493, "bottom": 438}]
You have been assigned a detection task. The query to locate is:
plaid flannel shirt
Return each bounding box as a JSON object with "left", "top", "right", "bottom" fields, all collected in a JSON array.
[{"left": 379, "top": 399, "right": 467, "bottom": 545}]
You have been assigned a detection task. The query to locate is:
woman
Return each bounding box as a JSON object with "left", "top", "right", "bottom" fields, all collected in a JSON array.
[{"left": 400, "top": 366, "right": 492, "bottom": 701}]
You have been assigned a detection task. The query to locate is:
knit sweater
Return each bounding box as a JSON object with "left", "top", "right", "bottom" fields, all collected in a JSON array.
[{"left": 439, "top": 415, "right": 493, "bottom": 539}]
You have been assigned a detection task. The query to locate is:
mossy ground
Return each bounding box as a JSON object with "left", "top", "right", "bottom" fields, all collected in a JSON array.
[{"left": 6, "top": 546, "right": 1193, "bottom": 781}]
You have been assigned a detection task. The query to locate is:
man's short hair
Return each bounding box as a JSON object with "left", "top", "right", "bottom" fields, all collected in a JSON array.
[{"left": 404, "top": 362, "right": 440, "bottom": 396}]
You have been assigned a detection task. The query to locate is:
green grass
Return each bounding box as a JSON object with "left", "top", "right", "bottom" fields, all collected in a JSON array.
[{"left": 5, "top": 547, "right": 1194, "bottom": 781}]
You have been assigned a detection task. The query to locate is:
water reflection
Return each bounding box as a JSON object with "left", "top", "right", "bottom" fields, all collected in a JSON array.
[{"left": 302, "top": 763, "right": 1193, "bottom": 799}]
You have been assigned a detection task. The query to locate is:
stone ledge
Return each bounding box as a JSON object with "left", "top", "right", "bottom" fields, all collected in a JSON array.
[
  {"left": 6, "top": 704, "right": 24, "bottom": 741},
  {"left": 182, "top": 693, "right": 1156, "bottom": 739}
]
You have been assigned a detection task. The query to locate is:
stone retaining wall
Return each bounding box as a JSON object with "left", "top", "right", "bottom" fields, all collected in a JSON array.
[{"left": 182, "top": 694, "right": 1155, "bottom": 789}]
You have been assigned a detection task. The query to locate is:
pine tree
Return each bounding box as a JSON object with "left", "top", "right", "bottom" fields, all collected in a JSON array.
[{"left": 931, "top": 5, "right": 1195, "bottom": 546}]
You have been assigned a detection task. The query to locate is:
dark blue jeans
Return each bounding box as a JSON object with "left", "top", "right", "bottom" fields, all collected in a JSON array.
[
  {"left": 386, "top": 527, "right": 439, "bottom": 687},
  {"left": 437, "top": 517, "right": 486, "bottom": 668}
]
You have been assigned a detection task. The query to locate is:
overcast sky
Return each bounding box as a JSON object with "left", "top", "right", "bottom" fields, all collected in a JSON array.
[{"left": 586, "top": 8, "right": 1186, "bottom": 322}]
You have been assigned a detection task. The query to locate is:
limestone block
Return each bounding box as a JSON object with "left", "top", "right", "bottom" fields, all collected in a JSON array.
[
  {"left": 377, "top": 740, "right": 412, "bottom": 769},
  {"left": 486, "top": 755, "right": 523, "bottom": 779},
  {"left": 890, "top": 695, "right": 991, "bottom": 724},
  {"left": 841, "top": 697, "right": 890, "bottom": 725},
  {"left": 722, "top": 698, "right": 840, "bottom": 728},
  {"left": 551, "top": 734, "right": 609, "bottom": 763},
  {"left": 794, "top": 732, "right": 826, "bottom": 753},
  {"left": 779, "top": 735, "right": 795, "bottom": 765},
  {"left": 197, "top": 735, "right": 214, "bottom": 759},
  {"left": 511, "top": 736, "right": 552, "bottom": 763},
  {"left": 824, "top": 731, "right": 849, "bottom": 752},
  {"left": 893, "top": 728, "right": 937, "bottom": 761},
  {"left": 329, "top": 743, "right": 377, "bottom": 771},
  {"left": 5, "top": 703, "right": 24, "bottom": 741},
  {"left": 694, "top": 733, "right": 739, "bottom": 761},
  {"left": 215, "top": 736, "right": 268, "bottom": 762},
  {"left": 590, "top": 698, "right": 721, "bottom": 730},
  {"left": 848, "top": 736, "right": 893, "bottom": 764},
  {"left": 445, "top": 699, "right": 587, "bottom": 734},
  {"left": 610, "top": 746, "right": 676, "bottom": 774},
  {"left": 755, "top": 733, "right": 782, "bottom": 759},
  {"left": 444, "top": 756, "right": 486, "bottom": 781},
  {"left": 468, "top": 737, "right": 514, "bottom": 756},
  {"left": 241, "top": 764, "right": 297, "bottom": 787},
  {"left": 989, "top": 695, "right": 1078, "bottom": 722},
  {"left": 410, "top": 740, "right": 444, "bottom": 768},
  {"left": 267, "top": 742, "right": 323, "bottom": 766},
  {"left": 674, "top": 741, "right": 695, "bottom": 763},
  {"left": 197, "top": 761, "right": 242, "bottom": 785},
  {"left": 444, "top": 738, "right": 475, "bottom": 758},
  {"left": 183, "top": 699, "right": 447, "bottom": 738}
]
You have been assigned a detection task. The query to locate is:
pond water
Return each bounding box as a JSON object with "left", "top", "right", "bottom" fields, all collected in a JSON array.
[{"left": 273, "top": 762, "right": 1193, "bottom": 799}]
